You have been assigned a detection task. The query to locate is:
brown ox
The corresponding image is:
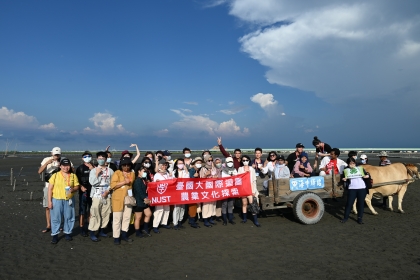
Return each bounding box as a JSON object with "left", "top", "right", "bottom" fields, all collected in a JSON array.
[{"left": 352, "top": 163, "right": 418, "bottom": 215}]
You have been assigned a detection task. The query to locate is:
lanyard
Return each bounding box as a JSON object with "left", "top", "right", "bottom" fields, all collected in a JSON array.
[{"left": 62, "top": 172, "right": 71, "bottom": 186}]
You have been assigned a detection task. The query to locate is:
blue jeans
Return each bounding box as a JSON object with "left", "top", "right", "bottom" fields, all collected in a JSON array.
[{"left": 51, "top": 198, "right": 75, "bottom": 236}]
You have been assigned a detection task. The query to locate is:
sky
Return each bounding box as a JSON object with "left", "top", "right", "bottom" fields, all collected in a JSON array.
[{"left": 1, "top": 0, "right": 420, "bottom": 152}]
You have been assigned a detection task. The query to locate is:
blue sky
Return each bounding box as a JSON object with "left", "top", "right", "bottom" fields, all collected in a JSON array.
[{"left": 1, "top": 0, "right": 420, "bottom": 151}]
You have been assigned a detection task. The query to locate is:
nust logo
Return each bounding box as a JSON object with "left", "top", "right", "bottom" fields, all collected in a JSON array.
[{"left": 157, "top": 183, "right": 168, "bottom": 195}]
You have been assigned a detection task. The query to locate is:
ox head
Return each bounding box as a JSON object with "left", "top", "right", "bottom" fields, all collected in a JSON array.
[{"left": 405, "top": 164, "right": 419, "bottom": 180}]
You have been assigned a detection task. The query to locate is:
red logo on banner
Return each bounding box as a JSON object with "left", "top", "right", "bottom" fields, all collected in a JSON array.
[{"left": 148, "top": 172, "right": 252, "bottom": 206}]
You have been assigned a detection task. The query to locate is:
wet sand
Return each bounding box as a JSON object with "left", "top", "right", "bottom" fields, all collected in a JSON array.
[{"left": 1, "top": 156, "right": 420, "bottom": 279}]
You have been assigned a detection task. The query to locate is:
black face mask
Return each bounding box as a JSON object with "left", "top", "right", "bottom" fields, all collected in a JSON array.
[{"left": 157, "top": 155, "right": 163, "bottom": 161}]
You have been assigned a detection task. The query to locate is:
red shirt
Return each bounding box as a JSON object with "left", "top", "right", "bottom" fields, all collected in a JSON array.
[{"left": 326, "top": 159, "right": 339, "bottom": 175}]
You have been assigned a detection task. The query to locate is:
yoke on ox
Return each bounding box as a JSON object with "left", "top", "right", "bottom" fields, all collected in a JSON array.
[{"left": 352, "top": 163, "right": 419, "bottom": 215}]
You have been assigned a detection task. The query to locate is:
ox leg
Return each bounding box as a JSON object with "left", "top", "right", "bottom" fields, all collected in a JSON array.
[
  {"left": 365, "top": 191, "right": 378, "bottom": 215},
  {"left": 397, "top": 186, "right": 408, "bottom": 213},
  {"left": 387, "top": 196, "right": 394, "bottom": 212}
]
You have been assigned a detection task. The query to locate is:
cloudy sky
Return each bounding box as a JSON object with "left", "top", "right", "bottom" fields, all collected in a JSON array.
[{"left": 1, "top": 0, "right": 419, "bottom": 151}]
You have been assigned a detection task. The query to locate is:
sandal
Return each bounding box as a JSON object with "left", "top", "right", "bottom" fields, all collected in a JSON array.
[{"left": 42, "top": 228, "right": 51, "bottom": 233}]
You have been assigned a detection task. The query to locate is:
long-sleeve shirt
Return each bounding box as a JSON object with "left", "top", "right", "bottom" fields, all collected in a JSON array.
[
  {"left": 293, "top": 161, "right": 313, "bottom": 177},
  {"left": 110, "top": 170, "right": 135, "bottom": 212},
  {"left": 89, "top": 166, "right": 114, "bottom": 199},
  {"left": 218, "top": 144, "right": 242, "bottom": 170}
]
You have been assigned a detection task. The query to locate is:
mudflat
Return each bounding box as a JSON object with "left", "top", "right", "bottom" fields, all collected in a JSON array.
[{"left": 1, "top": 156, "right": 419, "bottom": 279}]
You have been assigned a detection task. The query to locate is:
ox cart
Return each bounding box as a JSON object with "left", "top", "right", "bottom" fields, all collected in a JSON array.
[{"left": 259, "top": 174, "right": 344, "bottom": 225}]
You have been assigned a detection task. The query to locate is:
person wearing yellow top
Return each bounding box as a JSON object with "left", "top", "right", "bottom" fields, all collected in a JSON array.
[
  {"left": 110, "top": 157, "right": 135, "bottom": 245},
  {"left": 48, "top": 158, "right": 80, "bottom": 244}
]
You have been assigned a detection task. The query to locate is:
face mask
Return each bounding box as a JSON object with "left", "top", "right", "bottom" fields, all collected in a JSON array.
[
  {"left": 242, "top": 161, "right": 249, "bottom": 166},
  {"left": 215, "top": 163, "right": 222, "bottom": 168},
  {"left": 157, "top": 156, "right": 163, "bottom": 161},
  {"left": 353, "top": 156, "right": 357, "bottom": 160},
  {"left": 166, "top": 156, "right": 171, "bottom": 161},
  {"left": 83, "top": 157, "right": 92, "bottom": 163},
  {"left": 361, "top": 159, "right": 366, "bottom": 164},
  {"left": 227, "top": 162, "right": 233, "bottom": 167},
  {"left": 142, "top": 172, "right": 147, "bottom": 178},
  {"left": 177, "top": 164, "right": 185, "bottom": 170},
  {"left": 97, "top": 159, "right": 105, "bottom": 165},
  {"left": 184, "top": 153, "right": 191, "bottom": 158},
  {"left": 106, "top": 158, "right": 112, "bottom": 163},
  {"left": 195, "top": 164, "right": 202, "bottom": 169},
  {"left": 144, "top": 163, "right": 151, "bottom": 168}
]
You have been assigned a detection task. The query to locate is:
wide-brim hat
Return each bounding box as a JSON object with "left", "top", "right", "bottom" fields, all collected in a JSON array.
[
  {"left": 192, "top": 157, "right": 203, "bottom": 165},
  {"left": 378, "top": 151, "right": 388, "bottom": 157},
  {"left": 120, "top": 157, "right": 133, "bottom": 166}
]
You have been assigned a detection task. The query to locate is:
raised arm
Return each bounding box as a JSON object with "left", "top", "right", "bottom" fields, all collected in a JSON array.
[
  {"left": 217, "top": 137, "right": 230, "bottom": 158},
  {"left": 130, "top": 144, "right": 141, "bottom": 163}
]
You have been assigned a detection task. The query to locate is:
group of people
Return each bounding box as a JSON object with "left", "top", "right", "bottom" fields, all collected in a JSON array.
[{"left": 38, "top": 136, "right": 392, "bottom": 244}]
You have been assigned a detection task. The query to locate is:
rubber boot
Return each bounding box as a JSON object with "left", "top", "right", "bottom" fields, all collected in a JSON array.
[
  {"left": 209, "top": 216, "right": 217, "bottom": 225},
  {"left": 65, "top": 234, "right": 73, "bottom": 241},
  {"left": 135, "top": 229, "right": 144, "bottom": 237},
  {"left": 241, "top": 212, "right": 247, "bottom": 223},
  {"left": 222, "top": 214, "right": 227, "bottom": 226},
  {"left": 252, "top": 214, "right": 261, "bottom": 227},
  {"left": 215, "top": 216, "right": 222, "bottom": 222},
  {"left": 99, "top": 228, "right": 108, "bottom": 237},
  {"left": 179, "top": 221, "right": 185, "bottom": 229},
  {"left": 114, "top": 238, "right": 120, "bottom": 245},
  {"left": 81, "top": 225, "right": 88, "bottom": 237},
  {"left": 90, "top": 230, "right": 99, "bottom": 242},
  {"left": 203, "top": 218, "right": 212, "bottom": 228},
  {"left": 189, "top": 217, "right": 200, "bottom": 228},
  {"left": 51, "top": 235, "right": 58, "bottom": 244},
  {"left": 357, "top": 217, "right": 364, "bottom": 224},
  {"left": 228, "top": 213, "right": 235, "bottom": 225},
  {"left": 142, "top": 223, "right": 151, "bottom": 236},
  {"left": 121, "top": 231, "right": 133, "bottom": 243}
]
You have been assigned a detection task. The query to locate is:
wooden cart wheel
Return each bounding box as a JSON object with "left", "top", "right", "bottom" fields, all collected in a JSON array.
[{"left": 293, "top": 192, "right": 324, "bottom": 225}]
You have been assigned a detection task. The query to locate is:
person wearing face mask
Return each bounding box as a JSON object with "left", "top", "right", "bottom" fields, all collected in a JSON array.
[
  {"left": 217, "top": 137, "right": 242, "bottom": 170},
  {"left": 187, "top": 157, "right": 203, "bottom": 228},
  {"left": 238, "top": 155, "right": 260, "bottom": 227},
  {"left": 172, "top": 158, "right": 190, "bottom": 230},
  {"left": 106, "top": 151, "right": 118, "bottom": 172},
  {"left": 152, "top": 162, "right": 173, "bottom": 233},
  {"left": 110, "top": 157, "right": 136, "bottom": 245},
  {"left": 347, "top": 151, "right": 358, "bottom": 165},
  {"left": 359, "top": 154, "right": 368, "bottom": 165},
  {"left": 75, "top": 151, "right": 95, "bottom": 237},
  {"left": 213, "top": 158, "right": 224, "bottom": 221},
  {"left": 162, "top": 150, "right": 174, "bottom": 173},
  {"left": 88, "top": 152, "right": 114, "bottom": 242},
  {"left": 221, "top": 157, "right": 237, "bottom": 225},
  {"left": 183, "top": 147, "right": 193, "bottom": 169},
  {"left": 199, "top": 155, "right": 218, "bottom": 227},
  {"left": 133, "top": 165, "right": 152, "bottom": 238},
  {"left": 137, "top": 156, "right": 155, "bottom": 182}
]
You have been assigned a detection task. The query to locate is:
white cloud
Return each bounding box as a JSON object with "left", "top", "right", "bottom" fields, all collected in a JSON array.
[
  {"left": 183, "top": 101, "right": 198, "bottom": 105},
  {"left": 228, "top": 1, "right": 420, "bottom": 104},
  {"left": 228, "top": 101, "right": 235, "bottom": 105},
  {"left": 39, "top": 123, "right": 56, "bottom": 130},
  {"left": 0, "top": 106, "right": 58, "bottom": 131},
  {"left": 0, "top": 106, "right": 38, "bottom": 128},
  {"left": 250, "top": 93, "right": 284, "bottom": 116},
  {"left": 154, "top": 128, "right": 170, "bottom": 137},
  {"left": 180, "top": 108, "right": 193, "bottom": 113},
  {"left": 84, "top": 112, "right": 132, "bottom": 135},
  {"left": 219, "top": 106, "right": 247, "bottom": 115},
  {"left": 169, "top": 109, "right": 249, "bottom": 137}
]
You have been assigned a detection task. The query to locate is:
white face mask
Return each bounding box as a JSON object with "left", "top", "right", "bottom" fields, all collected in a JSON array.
[
  {"left": 227, "top": 162, "right": 233, "bottom": 167},
  {"left": 361, "top": 159, "right": 366, "bottom": 164},
  {"left": 83, "top": 157, "right": 92, "bottom": 163},
  {"left": 242, "top": 161, "right": 249, "bottom": 166},
  {"left": 142, "top": 172, "right": 147, "bottom": 178},
  {"left": 353, "top": 156, "right": 357, "bottom": 160},
  {"left": 166, "top": 156, "right": 171, "bottom": 161},
  {"left": 177, "top": 164, "right": 185, "bottom": 170},
  {"left": 106, "top": 158, "right": 112, "bottom": 163},
  {"left": 195, "top": 164, "right": 202, "bottom": 169},
  {"left": 184, "top": 153, "right": 191, "bottom": 158},
  {"left": 144, "top": 163, "right": 151, "bottom": 168},
  {"left": 215, "top": 163, "right": 222, "bottom": 168}
]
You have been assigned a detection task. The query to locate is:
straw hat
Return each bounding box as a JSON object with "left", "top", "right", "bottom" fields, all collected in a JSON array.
[{"left": 377, "top": 151, "right": 388, "bottom": 157}]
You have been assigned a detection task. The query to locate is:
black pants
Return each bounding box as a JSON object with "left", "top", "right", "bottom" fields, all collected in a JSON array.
[{"left": 343, "top": 188, "right": 366, "bottom": 220}]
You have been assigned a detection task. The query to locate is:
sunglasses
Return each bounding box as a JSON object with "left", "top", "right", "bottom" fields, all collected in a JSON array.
[
  {"left": 270, "top": 154, "right": 276, "bottom": 157},
  {"left": 242, "top": 160, "right": 249, "bottom": 162},
  {"left": 83, "top": 155, "right": 91, "bottom": 158},
  {"left": 207, "top": 160, "right": 213, "bottom": 162}
]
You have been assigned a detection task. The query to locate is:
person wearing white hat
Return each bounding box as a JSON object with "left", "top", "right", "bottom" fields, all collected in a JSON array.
[
  {"left": 378, "top": 151, "right": 391, "bottom": 209},
  {"left": 38, "top": 147, "right": 73, "bottom": 234},
  {"left": 359, "top": 154, "right": 368, "bottom": 165}
]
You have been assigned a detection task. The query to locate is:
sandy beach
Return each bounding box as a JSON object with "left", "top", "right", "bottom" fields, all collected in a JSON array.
[{"left": 1, "top": 155, "right": 420, "bottom": 279}]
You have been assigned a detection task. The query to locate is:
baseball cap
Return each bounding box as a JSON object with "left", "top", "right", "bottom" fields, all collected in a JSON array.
[
  {"left": 51, "top": 147, "right": 61, "bottom": 155},
  {"left": 163, "top": 150, "right": 171, "bottom": 156},
  {"left": 60, "top": 158, "right": 71, "bottom": 166},
  {"left": 277, "top": 155, "right": 285, "bottom": 161},
  {"left": 296, "top": 143, "right": 305, "bottom": 148},
  {"left": 360, "top": 154, "right": 367, "bottom": 159},
  {"left": 225, "top": 157, "right": 234, "bottom": 163},
  {"left": 82, "top": 151, "right": 92, "bottom": 157}
]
